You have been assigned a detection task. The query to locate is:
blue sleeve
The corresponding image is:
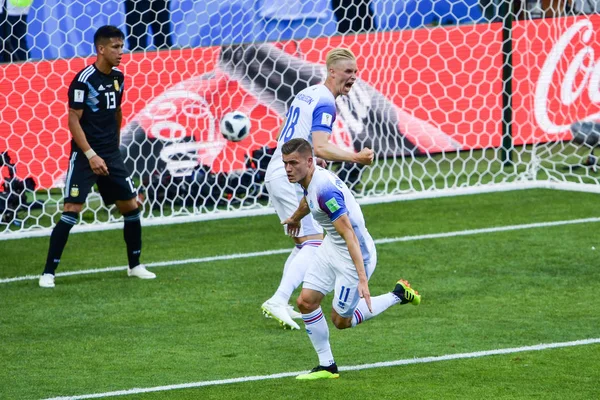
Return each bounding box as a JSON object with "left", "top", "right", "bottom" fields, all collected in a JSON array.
[
  {"left": 317, "top": 185, "right": 347, "bottom": 222},
  {"left": 311, "top": 99, "right": 336, "bottom": 134}
]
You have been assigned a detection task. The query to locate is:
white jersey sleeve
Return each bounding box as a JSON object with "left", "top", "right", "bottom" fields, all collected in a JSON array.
[
  {"left": 305, "top": 167, "right": 375, "bottom": 265},
  {"left": 265, "top": 85, "right": 336, "bottom": 182}
]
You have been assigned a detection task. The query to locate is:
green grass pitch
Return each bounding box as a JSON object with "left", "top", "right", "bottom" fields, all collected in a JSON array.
[{"left": 1, "top": 189, "right": 599, "bottom": 399}]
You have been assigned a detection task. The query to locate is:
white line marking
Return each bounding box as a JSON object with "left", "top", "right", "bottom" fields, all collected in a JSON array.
[
  {"left": 43, "top": 338, "right": 600, "bottom": 400},
  {"left": 375, "top": 216, "right": 600, "bottom": 244},
  {"left": 3, "top": 217, "right": 600, "bottom": 285},
  {"left": 0, "top": 249, "right": 291, "bottom": 284}
]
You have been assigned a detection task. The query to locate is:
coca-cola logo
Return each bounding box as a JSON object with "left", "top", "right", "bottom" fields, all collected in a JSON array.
[{"left": 535, "top": 19, "right": 600, "bottom": 134}]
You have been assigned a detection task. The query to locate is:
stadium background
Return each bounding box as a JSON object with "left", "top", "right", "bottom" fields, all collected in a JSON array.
[{"left": 1, "top": 1, "right": 600, "bottom": 399}]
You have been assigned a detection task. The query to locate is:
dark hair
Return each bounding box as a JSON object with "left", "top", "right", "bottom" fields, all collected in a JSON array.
[
  {"left": 94, "top": 25, "right": 125, "bottom": 48},
  {"left": 281, "top": 138, "right": 313, "bottom": 157}
]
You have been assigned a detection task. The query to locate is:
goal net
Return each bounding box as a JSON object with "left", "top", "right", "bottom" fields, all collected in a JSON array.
[{"left": 1, "top": 0, "right": 600, "bottom": 239}]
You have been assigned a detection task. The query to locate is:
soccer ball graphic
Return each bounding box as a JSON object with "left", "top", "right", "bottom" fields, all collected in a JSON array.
[{"left": 220, "top": 111, "right": 251, "bottom": 142}]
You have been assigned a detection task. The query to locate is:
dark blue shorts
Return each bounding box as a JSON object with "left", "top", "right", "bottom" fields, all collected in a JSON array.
[{"left": 63, "top": 151, "right": 137, "bottom": 205}]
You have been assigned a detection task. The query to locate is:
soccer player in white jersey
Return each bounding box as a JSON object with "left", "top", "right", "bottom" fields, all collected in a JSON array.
[
  {"left": 261, "top": 48, "right": 375, "bottom": 330},
  {"left": 280, "top": 138, "right": 421, "bottom": 380}
]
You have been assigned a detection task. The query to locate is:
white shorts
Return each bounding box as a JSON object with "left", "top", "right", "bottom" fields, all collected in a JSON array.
[
  {"left": 265, "top": 174, "right": 323, "bottom": 237},
  {"left": 303, "top": 236, "right": 378, "bottom": 318}
]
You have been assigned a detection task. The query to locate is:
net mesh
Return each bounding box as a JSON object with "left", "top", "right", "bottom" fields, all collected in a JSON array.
[{"left": 1, "top": 0, "right": 600, "bottom": 237}]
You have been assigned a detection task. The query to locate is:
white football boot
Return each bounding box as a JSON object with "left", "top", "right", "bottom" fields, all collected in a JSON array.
[
  {"left": 287, "top": 305, "right": 302, "bottom": 320},
  {"left": 261, "top": 299, "right": 300, "bottom": 330},
  {"left": 39, "top": 273, "right": 55, "bottom": 288},
  {"left": 127, "top": 264, "right": 156, "bottom": 279}
]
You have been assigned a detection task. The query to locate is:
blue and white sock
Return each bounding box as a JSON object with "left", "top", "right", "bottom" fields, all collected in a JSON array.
[
  {"left": 351, "top": 293, "right": 400, "bottom": 327},
  {"left": 302, "top": 307, "right": 335, "bottom": 367}
]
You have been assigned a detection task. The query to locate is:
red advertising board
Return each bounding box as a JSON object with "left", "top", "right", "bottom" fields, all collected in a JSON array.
[
  {"left": 2, "top": 16, "right": 599, "bottom": 189},
  {"left": 513, "top": 14, "right": 600, "bottom": 145},
  {"left": 1, "top": 48, "right": 221, "bottom": 189}
]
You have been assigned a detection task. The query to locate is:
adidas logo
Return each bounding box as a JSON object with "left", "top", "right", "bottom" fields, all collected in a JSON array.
[{"left": 98, "top": 84, "right": 105, "bottom": 91}]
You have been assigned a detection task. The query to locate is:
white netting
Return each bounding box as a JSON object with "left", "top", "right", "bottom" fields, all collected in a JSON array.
[{"left": 1, "top": 0, "right": 600, "bottom": 238}]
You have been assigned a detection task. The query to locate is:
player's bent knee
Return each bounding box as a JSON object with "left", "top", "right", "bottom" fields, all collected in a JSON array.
[
  {"left": 333, "top": 320, "right": 351, "bottom": 330},
  {"left": 63, "top": 203, "right": 83, "bottom": 213},
  {"left": 331, "top": 311, "right": 352, "bottom": 330},
  {"left": 296, "top": 294, "right": 318, "bottom": 314},
  {"left": 116, "top": 198, "right": 139, "bottom": 215}
]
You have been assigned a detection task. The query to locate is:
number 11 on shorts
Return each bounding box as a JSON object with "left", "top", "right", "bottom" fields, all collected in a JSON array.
[{"left": 339, "top": 286, "right": 351, "bottom": 303}]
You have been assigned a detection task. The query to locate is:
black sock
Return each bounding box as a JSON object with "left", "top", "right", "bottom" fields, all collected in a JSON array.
[
  {"left": 123, "top": 208, "right": 142, "bottom": 269},
  {"left": 43, "top": 212, "right": 78, "bottom": 275}
]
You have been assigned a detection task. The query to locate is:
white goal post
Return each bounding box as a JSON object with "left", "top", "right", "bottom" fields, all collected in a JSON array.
[{"left": 1, "top": 1, "right": 600, "bottom": 240}]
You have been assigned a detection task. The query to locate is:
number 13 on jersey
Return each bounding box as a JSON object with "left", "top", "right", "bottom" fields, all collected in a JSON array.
[
  {"left": 104, "top": 92, "right": 116, "bottom": 110},
  {"left": 279, "top": 106, "right": 300, "bottom": 143}
]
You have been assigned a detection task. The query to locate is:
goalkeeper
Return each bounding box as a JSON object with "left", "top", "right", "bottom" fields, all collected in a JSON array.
[{"left": 39, "top": 26, "right": 155, "bottom": 288}]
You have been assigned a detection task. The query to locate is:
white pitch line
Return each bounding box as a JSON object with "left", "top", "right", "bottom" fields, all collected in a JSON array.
[
  {"left": 3, "top": 216, "right": 600, "bottom": 285},
  {"left": 43, "top": 337, "right": 600, "bottom": 400},
  {"left": 0, "top": 249, "right": 291, "bottom": 284},
  {"left": 374, "top": 216, "right": 600, "bottom": 244},
  {"left": 140, "top": 249, "right": 290, "bottom": 267}
]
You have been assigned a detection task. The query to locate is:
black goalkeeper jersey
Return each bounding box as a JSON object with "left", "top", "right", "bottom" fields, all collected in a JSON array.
[{"left": 68, "top": 64, "right": 125, "bottom": 157}]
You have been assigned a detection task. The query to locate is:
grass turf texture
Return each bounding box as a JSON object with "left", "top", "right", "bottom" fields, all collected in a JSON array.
[{"left": 1, "top": 189, "right": 599, "bottom": 399}]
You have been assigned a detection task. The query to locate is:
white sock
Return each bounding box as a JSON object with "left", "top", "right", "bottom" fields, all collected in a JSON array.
[
  {"left": 351, "top": 293, "right": 400, "bottom": 327},
  {"left": 272, "top": 241, "right": 321, "bottom": 304},
  {"left": 269, "top": 246, "right": 299, "bottom": 303},
  {"left": 302, "top": 307, "right": 335, "bottom": 367},
  {"left": 282, "top": 246, "right": 300, "bottom": 277}
]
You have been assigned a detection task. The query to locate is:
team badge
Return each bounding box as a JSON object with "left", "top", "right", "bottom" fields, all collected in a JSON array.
[
  {"left": 114, "top": 79, "right": 120, "bottom": 91},
  {"left": 70, "top": 185, "right": 79, "bottom": 197},
  {"left": 309, "top": 200, "right": 314, "bottom": 209}
]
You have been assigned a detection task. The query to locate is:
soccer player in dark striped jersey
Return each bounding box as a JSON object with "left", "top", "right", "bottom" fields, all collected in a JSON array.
[{"left": 39, "top": 25, "right": 155, "bottom": 288}]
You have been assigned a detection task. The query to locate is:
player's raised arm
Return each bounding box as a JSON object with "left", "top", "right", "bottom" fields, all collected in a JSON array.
[
  {"left": 332, "top": 214, "right": 371, "bottom": 311},
  {"left": 312, "top": 130, "right": 374, "bottom": 165},
  {"left": 312, "top": 47, "right": 374, "bottom": 166}
]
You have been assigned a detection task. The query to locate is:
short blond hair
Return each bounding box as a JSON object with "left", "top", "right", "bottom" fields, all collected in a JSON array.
[{"left": 326, "top": 48, "right": 356, "bottom": 70}]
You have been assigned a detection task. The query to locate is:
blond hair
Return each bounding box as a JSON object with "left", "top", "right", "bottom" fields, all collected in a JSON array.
[{"left": 326, "top": 48, "right": 356, "bottom": 70}]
